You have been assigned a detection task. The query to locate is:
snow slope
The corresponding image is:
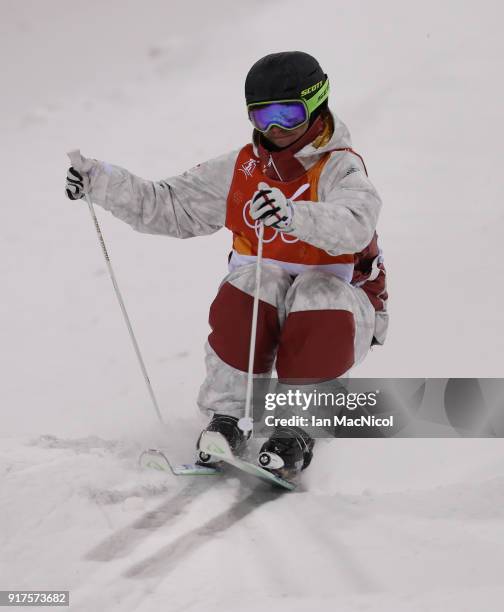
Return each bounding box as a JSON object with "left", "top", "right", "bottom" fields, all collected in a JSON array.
[{"left": 1, "top": 0, "right": 504, "bottom": 610}]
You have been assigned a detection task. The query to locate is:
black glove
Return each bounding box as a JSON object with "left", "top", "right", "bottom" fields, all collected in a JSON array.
[{"left": 65, "top": 167, "right": 86, "bottom": 200}]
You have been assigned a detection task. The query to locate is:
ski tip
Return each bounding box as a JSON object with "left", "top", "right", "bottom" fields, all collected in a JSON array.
[{"left": 138, "top": 449, "right": 172, "bottom": 472}]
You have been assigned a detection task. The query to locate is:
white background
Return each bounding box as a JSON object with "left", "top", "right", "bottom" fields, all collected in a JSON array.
[{"left": 1, "top": 1, "right": 503, "bottom": 610}]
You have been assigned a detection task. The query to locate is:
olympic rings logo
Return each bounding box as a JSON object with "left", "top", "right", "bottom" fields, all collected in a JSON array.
[{"left": 242, "top": 199, "right": 300, "bottom": 244}]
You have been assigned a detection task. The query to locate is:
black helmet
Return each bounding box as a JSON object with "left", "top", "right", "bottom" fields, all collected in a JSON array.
[{"left": 245, "top": 51, "right": 327, "bottom": 106}]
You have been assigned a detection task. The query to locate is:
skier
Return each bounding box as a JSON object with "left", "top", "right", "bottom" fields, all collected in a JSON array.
[{"left": 65, "top": 51, "right": 388, "bottom": 480}]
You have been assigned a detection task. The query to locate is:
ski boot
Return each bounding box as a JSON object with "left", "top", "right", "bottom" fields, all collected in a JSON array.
[
  {"left": 257, "top": 426, "right": 315, "bottom": 480},
  {"left": 197, "top": 414, "right": 250, "bottom": 465}
]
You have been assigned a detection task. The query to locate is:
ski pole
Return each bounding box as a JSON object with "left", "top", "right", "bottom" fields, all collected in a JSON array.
[
  {"left": 66, "top": 149, "right": 165, "bottom": 426},
  {"left": 82, "top": 193, "right": 164, "bottom": 423},
  {"left": 239, "top": 222, "right": 264, "bottom": 434},
  {"left": 84, "top": 192, "right": 164, "bottom": 424}
]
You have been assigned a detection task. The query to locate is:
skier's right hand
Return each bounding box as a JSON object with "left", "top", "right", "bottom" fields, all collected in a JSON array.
[
  {"left": 65, "top": 150, "right": 96, "bottom": 201},
  {"left": 65, "top": 166, "right": 88, "bottom": 200}
]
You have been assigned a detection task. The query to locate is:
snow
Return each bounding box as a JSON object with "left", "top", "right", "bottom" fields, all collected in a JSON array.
[{"left": 1, "top": 0, "right": 504, "bottom": 610}]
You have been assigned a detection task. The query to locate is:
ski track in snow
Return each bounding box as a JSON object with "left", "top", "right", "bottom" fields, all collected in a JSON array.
[
  {"left": 2, "top": 0, "right": 504, "bottom": 609},
  {"left": 2, "top": 435, "right": 504, "bottom": 611}
]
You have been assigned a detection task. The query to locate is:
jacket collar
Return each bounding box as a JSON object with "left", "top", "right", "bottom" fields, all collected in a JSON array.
[{"left": 251, "top": 110, "right": 353, "bottom": 182}]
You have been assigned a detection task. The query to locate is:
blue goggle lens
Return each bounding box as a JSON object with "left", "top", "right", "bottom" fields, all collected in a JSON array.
[{"left": 248, "top": 101, "right": 308, "bottom": 132}]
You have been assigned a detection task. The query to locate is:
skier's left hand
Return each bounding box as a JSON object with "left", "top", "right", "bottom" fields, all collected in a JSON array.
[{"left": 250, "top": 182, "right": 294, "bottom": 231}]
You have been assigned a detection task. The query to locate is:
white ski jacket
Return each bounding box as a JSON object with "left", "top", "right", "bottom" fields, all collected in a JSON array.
[{"left": 73, "top": 111, "right": 388, "bottom": 344}]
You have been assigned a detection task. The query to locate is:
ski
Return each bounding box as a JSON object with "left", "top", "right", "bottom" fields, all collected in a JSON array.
[
  {"left": 198, "top": 431, "right": 296, "bottom": 491},
  {"left": 139, "top": 448, "right": 221, "bottom": 476}
]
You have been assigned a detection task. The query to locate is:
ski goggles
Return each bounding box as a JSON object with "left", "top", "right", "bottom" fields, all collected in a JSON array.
[{"left": 247, "top": 78, "right": 329, "bottom": 133}]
